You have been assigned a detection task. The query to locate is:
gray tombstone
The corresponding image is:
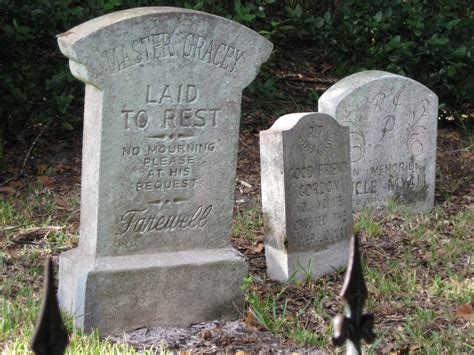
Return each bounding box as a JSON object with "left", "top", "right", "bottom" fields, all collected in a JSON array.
[
  {"left": 260, "top": 113, "right": 352, "bottom": 281},
  {"left": 57, "top": 7, "right": 272, "bottom": 335},
  {"left": 319, "top": 70, "right": 438, "bottom": 212}
]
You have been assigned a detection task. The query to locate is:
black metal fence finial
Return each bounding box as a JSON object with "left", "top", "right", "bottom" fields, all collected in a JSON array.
[
  {"left": 31, "top": 256, "right": 69, "bottom": 355},
  {"left": 332, "top": 235, "right": 376, "bottom": 355}
]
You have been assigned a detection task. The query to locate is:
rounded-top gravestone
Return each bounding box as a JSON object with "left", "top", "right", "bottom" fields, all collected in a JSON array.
[
  {"left": 260, "top": 112, "right": 353, "bottom": 281},
  {"left": 319, "top": 70, "right": 438, "bottom": 212},
  {"left": 57, "top": 7, "right": 272, "bottom": 335}
]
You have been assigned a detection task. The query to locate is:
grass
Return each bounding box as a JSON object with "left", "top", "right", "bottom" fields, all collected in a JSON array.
[
  {"left": 0, "top": 186, "right": 167, "bottom": 354},
  {"left": 1, "top": 128, "right": 473, "bottom": 353},
  {"left": 354, "top": 206, "right": 383, "bottom": 237},
  {"left": 238, "top": 202, "right": 473, "bottom": 353},
  {"left": 232, "top": 207, "right": 263, "bottom": 242},
  {"left": 1, "top": 186, "right": 472, "bottom": 353}
]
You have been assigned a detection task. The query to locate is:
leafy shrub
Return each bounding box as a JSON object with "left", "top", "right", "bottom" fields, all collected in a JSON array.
[
  {"left": 0, "top": 0, "right": 274, "bottom": 162},
  {"left": 0, "top": 0, "right": 126, "bottom": 160},
  {"left": 0, "top": 0, "right": 472, "bottom": 163},
  {"left": 282, "top": 0, "right": 474, "bottom": 115}
]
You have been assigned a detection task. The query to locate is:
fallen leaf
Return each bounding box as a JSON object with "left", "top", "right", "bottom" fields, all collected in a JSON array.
[
  {"left": 200, "top": 330, "right": 212, "bottom": 340},
  {"left": 241, "top": 336, "right": 257, "bottom": 344},
  {"left": 249, "top": 243, "right": 264, "bottom": 253},
  {"left": 213, "top": 322, "right": 222, "bottom": 333},
  {"left": 381, "top": 344, "right": 394, "bottom": 353},
  {"left": 437, "top": 247, "right": 448, "bottom": 257},
  {"left": 410, "top": 344, "right": 421, "bottom": 352},
  {"left": 239, "top": 180, "right": 252, "bottom": 188},
  {"left": 57, "top": 198, "right": 68, "bottom": 208},
  {"left": 0, "top": 186, "right": 15, "bottom": 195},
  {"left": 455, "top": 304, "right": 473, "bottom": 321},
  {"left": 9, "top": 180, "right": 22, "bottom": 188},
  {"left": 37, "top": 176, "right": 52, "bottom": 186},
  {"left": 244, "top": 311, "right": 254, "bottom": 329},
  {"left": 422, "top": 251, "right": 433, "bottom": 261}
]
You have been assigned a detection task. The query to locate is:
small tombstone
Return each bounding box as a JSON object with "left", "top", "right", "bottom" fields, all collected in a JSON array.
[
  {"left": 57, "top": 7, "right": 272, "bottom": 335},
  {"left": 319, "top": 70, "right": 438, "bottom": 212},
  {"left": 260, "top": 113, "right": 353, "bottom": 281}
]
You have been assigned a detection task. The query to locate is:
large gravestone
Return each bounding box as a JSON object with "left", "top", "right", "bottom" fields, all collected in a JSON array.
[
  {"left": 318, "top": 71, "right": 438, "bottom": 212},
  {"left": 260, "top": 113, "right": 352, "bottom": 281},
  {"left": 57, "top": 7, "right": 272, "bottom": 335}
]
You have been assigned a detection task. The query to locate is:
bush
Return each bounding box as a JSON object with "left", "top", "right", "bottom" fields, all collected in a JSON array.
[
  {"left": 0, "top": 0, "right": 273, "bottom": 163},
  {"left": 281, "top": 0, "right": 473, "bottom": 115},
  {"left": 0, "top": 0, "right": 472, "bottom": 163},
  {"left": 0, "top": 0, "right": 121, "bottom": 161}
]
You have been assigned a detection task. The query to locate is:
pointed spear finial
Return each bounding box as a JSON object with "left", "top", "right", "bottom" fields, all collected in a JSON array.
[
  {"left": 31, "top": 256, "right": 69, "bottom": 355},
  {"left": 332, "top": 235, "right": 376, "bottom": 354}
]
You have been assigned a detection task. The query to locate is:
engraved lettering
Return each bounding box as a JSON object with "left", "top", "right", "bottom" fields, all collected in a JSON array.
[
  {"left": 181, "top": 33, "right": 244, "bottom": 72},
  {"left": 392, "top": 89, "right": 402, "bottom": 110},
  {"left": 122, "top": 109, "right": 134, "bottom": 129},
  {"left": 131, "top": 39, "right": 144, "bottom": 64},
  {"left": 146, "top": 84, "right": 198, "bottom": 105},
  {"left": 371, "top": 92, "right": 386, "bottom": 112},
  {"left": 123, "top": 146, "right": 140, "bottom": 156},
  {"left": 213, "top": 44, "right": 226, "bottom": 65},
  {"left": 116, "top": 205, "right": 213, "bottom": 235},
  {"left": 136, "top": 110, "right": 148, "bottom": 128},
  {"left": 104, "top": 32, "right": 174, "bottom": 73},
  {"left": 163, "top": 108, "right": 220, "bottom": 128},
  {"left": 380, "top": 115, "right": 395, "bottom": 141}
]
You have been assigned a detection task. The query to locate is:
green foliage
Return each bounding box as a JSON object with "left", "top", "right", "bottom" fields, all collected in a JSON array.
[
  {"left": 241, "top": 276, "right": 289, "bottom": 335},
  {"left": 258, "top": 19, "right": 294, "bottom": 40},
  {"left": 281, "top": 0, "right": 473, "bottom": 113},
  {"left": 0, "top": 0, "right": 271, "bottom": 160},
  {"left": 1, "top": 0, "right": 471, "bottom": 163},
  {"left": 307, "top": 89, "right": 320, "bottom": 106},
  {"left": 244, "top": 77, "right": 276, "bottom": 99},
  {"left": 232, "top": 207, "right": 263, "bottom": 241},
  {"left": 0, "top": 0, "right": 123, "bottom": 149},
  {"left": 2, "top": 177, "right": 473, "bottom": 351},
  {"left": 354, "top": 208, "right": 383, "bottom": 238}
]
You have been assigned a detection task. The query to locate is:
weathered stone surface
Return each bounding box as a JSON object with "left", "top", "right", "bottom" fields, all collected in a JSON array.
[
  {"left": 260, "top": 113, "right": 352, "bottom": 281},
  {"left": 318, "top": 70, "right": 438, "bottom": 212},
  {"left": 57, "top": 7, "right": 272, "bottom": 334},
  {"left": 58, "top": 248, "right": 246, "bottom": 335}
]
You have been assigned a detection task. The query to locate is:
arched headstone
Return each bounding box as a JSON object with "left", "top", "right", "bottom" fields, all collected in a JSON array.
[
  {"left": 319, "top": 71, "right": 438, "bottom": 212},
  {"left": 57, "top": 7, "right": 272, "bottom": 335},
  {"left": 260, "top": 113, "right": 352, "bottom": 281}
]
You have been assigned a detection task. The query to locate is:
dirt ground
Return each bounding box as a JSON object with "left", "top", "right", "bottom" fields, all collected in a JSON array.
[{"left": 1, "top": 42, "right": 472, "bottom": 353}]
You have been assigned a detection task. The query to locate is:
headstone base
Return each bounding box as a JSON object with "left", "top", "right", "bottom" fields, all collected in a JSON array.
[
  {"left": 265, "top": 240, "right": 349, "bottom": 282},
  {"left": 58, "top": 247, "right": 247, "bottom": 335}
]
